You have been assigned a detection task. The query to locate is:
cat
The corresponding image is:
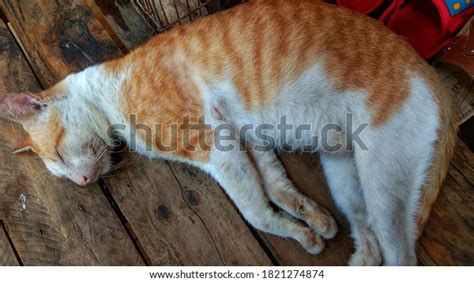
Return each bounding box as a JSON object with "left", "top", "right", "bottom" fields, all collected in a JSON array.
[{"left": 0, "top": 0, "right": 457, "bottom": 265}]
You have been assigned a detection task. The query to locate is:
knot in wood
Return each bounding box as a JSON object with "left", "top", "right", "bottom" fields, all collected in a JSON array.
[
  {"left": 155, "top": 205, "right": 170, "bottom": 220},
  {"left": 184, "top": 190, "right": 200, "bottom": 206}
]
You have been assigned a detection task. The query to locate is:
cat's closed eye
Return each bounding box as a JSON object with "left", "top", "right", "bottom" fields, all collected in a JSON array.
[{"left": 55, "top": 148, "right": 65, "bottom": 163}]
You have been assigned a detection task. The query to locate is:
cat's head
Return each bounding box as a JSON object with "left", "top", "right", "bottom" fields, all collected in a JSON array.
[{"left": 0, "top": 89, "right": 112, "bottom": 186}]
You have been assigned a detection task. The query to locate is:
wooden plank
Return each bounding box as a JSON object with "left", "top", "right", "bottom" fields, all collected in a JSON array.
[
  {"left": 0, "top": 221, "right": 20, "bottom": 266},
  {"left": 104, "top": 156, "right": 270, "bottom": 265},
  {"left": 102, "top": 157, "right": 224, "bottom": 265},
  {"left": 418, "top": 140, "right": 474, "bottom": 265},
  {"left": 84, "top": 0, "right": 155, "bottom": 51},
  {"left": 0, "top": 19, "right": 144, "bottom": 265},
  {"left": 1, "top": 0, "right": 271, "bottom": 265},
  {"left": 167, "top": 164, "right": 272, "bottom": 265},
  {"left": 0, "top": 0, "right": 120, "bottom": 87}
]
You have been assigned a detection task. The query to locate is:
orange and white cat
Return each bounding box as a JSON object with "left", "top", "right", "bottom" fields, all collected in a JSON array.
[{"left": 0, "top": 0, "right": 457, "bottom": 265}]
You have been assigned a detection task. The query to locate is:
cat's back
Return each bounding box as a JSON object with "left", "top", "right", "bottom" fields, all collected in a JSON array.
[
  {"left": 120, "top": 0, "right": 445, "bottom": 126},
  {"left": 178, "top": 0, "right": 435, "bottom": 121}
]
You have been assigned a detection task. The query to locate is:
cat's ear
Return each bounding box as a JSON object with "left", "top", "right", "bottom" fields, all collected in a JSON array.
[
  {"left": 12, "top": 137, "right": 35, "bottom": 154},
  {"left": 0, "top": 92, "right": 47, "bottom": 123}
]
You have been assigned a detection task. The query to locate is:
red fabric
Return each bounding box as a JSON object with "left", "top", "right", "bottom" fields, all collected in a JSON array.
[
  {"left": 387, "top": 0, "right": 445, "bottom": 59},
  {"left": 336, "top": 0, "right": 384, "bottom": 14},
  {"left": 337, "top": 0, "right": 474, "bottom": 59},
  {"left": 379, "top": 0, "right": 405, "bottom": 22},
  {"left": 387, "top": 0, "right": 474, "bottom": 59}
]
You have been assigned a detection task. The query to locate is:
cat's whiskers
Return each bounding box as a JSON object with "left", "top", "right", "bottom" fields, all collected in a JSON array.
[
  {"left": 94, "top": 146, "right": 107, "bottom": 162},
  {"left": 35, "top": 170, "right": 54, "bottom": 186},
  {"left": 100, "top": 173, "right": 120, "bottom": 179},
  {"left": 108, "top": 158, "right": 133, "bottom": 173}
]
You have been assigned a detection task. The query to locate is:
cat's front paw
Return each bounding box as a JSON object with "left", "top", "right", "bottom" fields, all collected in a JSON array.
[{"left": 307, "top": 210, "right": 338, "bottom": 240}]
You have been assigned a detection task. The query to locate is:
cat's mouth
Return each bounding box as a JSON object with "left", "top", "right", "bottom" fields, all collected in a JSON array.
[
  {"left": 71, "top": 152, "right": 112, "bottom": 187},
  {"left": 88, "top": 152, "right": 112, "bottom": 185}
]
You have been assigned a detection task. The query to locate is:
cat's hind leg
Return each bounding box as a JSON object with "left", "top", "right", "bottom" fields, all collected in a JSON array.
[
  {"left": 248, "top": 147, "right": 338, "bottom": 240},
  {"left": 320, "top": 153, "right": 382, "bottom": 266},
  {"left": 354, "top": 140, "right": 418, "bottom": 265}
]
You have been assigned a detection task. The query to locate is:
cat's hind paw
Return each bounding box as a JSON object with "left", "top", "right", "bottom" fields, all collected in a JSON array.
[
  {"left": 348, "top": 250, "right": 382, "bottom": 266},
  {"left": 299, "top": 228, "right": 325, "bottom": 255},
  {"left": 348, "top": 232, "right": 382, "bottom": 266}
]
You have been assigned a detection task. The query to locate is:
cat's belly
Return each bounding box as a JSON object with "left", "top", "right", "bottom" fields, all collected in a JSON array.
[{"left": 209, "top": 64, "right": 371, "bottom": 153}]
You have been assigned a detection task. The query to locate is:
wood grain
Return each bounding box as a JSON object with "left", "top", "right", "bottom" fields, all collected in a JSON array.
[
  {"left": 167, "top": 163, "right": 272, "bottom": 265},
  {"left": 103, "top": 156, "right": 225, "bottom": 265},
  {"left": 1, "top": 0, "right": 271, "bottom": 265},
  {"left": 84, "top": 0, "right": 155, "bottom": 50},
  {"left": 0, "top": 19, "right": 144, "bottom": 265},
  {"left": 0, "top": 0, "right": 120, "bottom": 87},
  {"left": 0, "top": 221, "right": 20, "bottom": 266},
  {"left": 103, "top": 155, "right": 271, "bottom": 265},
  {"left": 418, "top": 140, "right": 474, "bottom": 265}
]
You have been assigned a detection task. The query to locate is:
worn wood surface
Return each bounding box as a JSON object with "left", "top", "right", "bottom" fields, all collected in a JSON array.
[
  {"left": 84, "top": 0, "right": 155, "bottom": 51},
  {"left": 0, "top": 19, "right": 144, "bottom": 265},
  {"left": 418, "top": 140, "right": 474, "bottom": 265},
  {"left": 0, "top": 0, "right": 472, "bottom": 266},
  {"left": 0, "top": 0, "right": 270, "bottom": 266},
  {"left": 103, "top": 155, "right": 271, "bottom": 265},
  {"left": 0, "top": 221, "right": 20, "bottom": 266}
]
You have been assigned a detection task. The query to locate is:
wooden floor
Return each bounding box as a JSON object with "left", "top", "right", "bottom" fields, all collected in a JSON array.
[{"left": 0, "top": 0, "right": 472, "bottom": 266}]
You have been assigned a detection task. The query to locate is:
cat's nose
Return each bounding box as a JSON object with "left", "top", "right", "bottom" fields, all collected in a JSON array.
[{"left": 79, "top": 176, "right": 90, "bottom": 186}]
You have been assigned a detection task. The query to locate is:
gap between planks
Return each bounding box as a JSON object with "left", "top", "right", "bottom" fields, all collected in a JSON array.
[
  {"left": 98, "top": 179, "right": 153, "bottom": 265},
  {"left": 0, "top": 220, "right": 23, "bottom": 266}
]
